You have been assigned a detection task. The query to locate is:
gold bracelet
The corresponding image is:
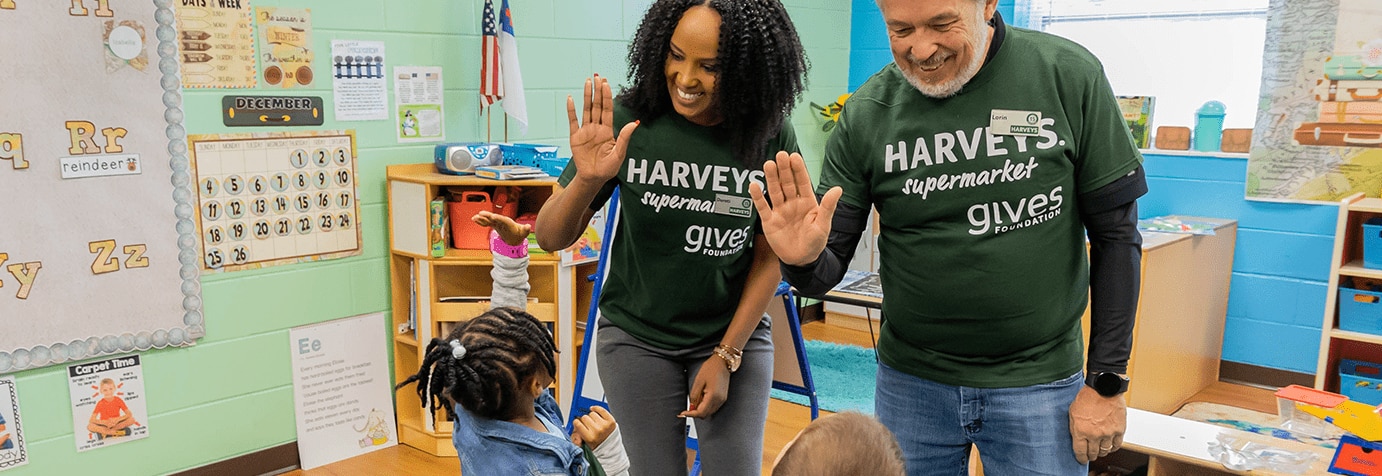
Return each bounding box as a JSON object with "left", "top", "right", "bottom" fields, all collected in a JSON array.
[
  {"left": 715, "top": 344, "right": 742, "bottom": 358},
  {"left": 713, "top": 344, "right": 742, "bottom": 373}
]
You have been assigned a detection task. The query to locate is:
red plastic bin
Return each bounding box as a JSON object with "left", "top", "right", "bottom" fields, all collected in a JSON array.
[
  {"left": 449, "top": 191, "right": 492, "bottom": 250},
  {"left": 447, "top": 187, "right": 521, "bottom": 250}
]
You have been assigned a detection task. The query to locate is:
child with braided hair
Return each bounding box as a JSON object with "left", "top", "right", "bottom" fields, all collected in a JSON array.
[{"left": 397, "top": 211, "right": 629, "bottom": 475}]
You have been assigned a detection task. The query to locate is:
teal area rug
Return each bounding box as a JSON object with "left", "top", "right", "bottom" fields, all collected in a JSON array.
[{"left": 770, "top": 340, "right": 877, "bottom": 414}]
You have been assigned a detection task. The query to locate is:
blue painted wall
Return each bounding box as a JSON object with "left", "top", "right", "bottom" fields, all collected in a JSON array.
[
  {"left": 846, "top": 2, "right": 1333, "bottom": 374},
  {"left": 849, "top": 0, "right": 888, "bottom": 90},
  {"left": 1140, "top": 153, "right": 1333, "bottom": 374}
]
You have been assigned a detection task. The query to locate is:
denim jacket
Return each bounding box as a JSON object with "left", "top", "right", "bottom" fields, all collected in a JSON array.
[{"left": 452, "top": 391, "right": 588, "bottom": 476}]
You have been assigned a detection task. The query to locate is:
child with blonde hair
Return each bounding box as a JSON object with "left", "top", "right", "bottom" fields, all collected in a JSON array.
[{"left": 772, "top": 411, "right": 906, "bottom": 476}]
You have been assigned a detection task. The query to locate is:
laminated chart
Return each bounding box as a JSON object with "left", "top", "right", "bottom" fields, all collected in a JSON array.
[
  {"left": 255, "top": 6, "right": 313, "bottom": 88},
  {"left": 173, "top": 0, "right": 255, "bottom": 88},
  {"left": 187, "top": 132, "right": 362, "bottom": 272}
]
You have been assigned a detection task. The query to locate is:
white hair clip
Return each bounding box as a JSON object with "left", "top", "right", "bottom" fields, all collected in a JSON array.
[{"left": 450, "top": 339, "right": 467, "bottom": 359}]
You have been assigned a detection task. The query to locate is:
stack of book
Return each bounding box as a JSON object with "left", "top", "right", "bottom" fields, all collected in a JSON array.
[{"left": 474, "top": 165, "right": 549, "bottom": 180}]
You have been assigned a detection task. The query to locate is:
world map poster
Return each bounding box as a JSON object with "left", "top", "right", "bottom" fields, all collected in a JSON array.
[{"left": 1247, "top": 0, "right": 1382, "bottom": 203}]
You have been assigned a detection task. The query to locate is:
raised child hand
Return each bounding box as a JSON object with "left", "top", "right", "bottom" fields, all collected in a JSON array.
[
  {"left": 567, "top": 75, "right": 638, "bottom": 185},
  {"left": 749, "top": 152, "right": 843, "bottom": 266},
  {"left": 570, "top": 406, "right": 618, "bottom": 448},
  {"left": 472, "top": 211, "right": 531, "bottom": 246}
]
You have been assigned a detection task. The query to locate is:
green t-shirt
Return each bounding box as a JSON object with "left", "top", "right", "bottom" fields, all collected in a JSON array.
[
  {"left": 819, "top": 26, "right": 1143, "bottom": 388},
  {"left": 559, "top": 104, "right": 799, "bottom": 349}
]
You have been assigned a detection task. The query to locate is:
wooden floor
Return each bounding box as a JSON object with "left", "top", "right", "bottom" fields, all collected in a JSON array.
[{"left": 283, "top": 319, "right": 1276, "bottom": 476}]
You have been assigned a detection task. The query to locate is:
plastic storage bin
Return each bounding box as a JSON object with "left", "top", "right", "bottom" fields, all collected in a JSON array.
[
  {"left": 1339, "top": 359, "right": 1382, "bottom": 406},
  {"left": 1275, "top": 384, "right": 1346, "bottom": 440},
  {"left": 499, "top": 143, "right": 559, "bottom": 168},
  {"left": 1339, "top": 284, "right": 1382, "bottom": 335},
  {"left": 1364, "top": 218, "right": 1382, "bottom": 269},
  {"left": 538, "top": 157, "right": 570, "bottom": 177},
  {"left": 448, "top": 191, "right": 492, "bottom": 250}
]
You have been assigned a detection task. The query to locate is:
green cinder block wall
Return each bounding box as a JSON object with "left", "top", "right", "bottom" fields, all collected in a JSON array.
[{"left": 4, "top": 0, "right": 848, "bottom": 474}]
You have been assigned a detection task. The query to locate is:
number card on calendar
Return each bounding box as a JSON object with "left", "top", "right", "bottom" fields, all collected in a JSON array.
[{"left": 188, "top": 131, "right": 363, "bottom": 272}]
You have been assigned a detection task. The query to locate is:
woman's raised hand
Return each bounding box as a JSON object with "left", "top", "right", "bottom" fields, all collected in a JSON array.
[{"left": 567, "top": 75, "right": 639, "bottom": 185}]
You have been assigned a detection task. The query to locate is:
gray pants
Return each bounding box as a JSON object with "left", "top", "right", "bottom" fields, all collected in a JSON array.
[{"left": 596, "top": 315, "right": 773, "bottom": 476}]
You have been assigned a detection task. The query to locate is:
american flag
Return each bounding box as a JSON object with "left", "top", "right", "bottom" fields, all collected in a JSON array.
[{"left": 480, "top": 0, "right": 503, "bottom": 107}]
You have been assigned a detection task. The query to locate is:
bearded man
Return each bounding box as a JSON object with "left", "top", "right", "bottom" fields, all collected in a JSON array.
[{"left": 749, "top": 1, "right": 1148, "bottom": 474}]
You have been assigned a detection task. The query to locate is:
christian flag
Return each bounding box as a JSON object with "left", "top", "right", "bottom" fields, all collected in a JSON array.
[{"left": 480, "top": 0, "right": 528, "bottom": 132}]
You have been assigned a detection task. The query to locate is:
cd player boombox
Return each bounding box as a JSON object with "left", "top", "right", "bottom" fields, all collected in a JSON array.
[{"left": 434, "top": 143, "right": 503, "bottom": 175}]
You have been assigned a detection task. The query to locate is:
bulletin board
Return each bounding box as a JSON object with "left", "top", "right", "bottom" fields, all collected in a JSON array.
[
  {"left": 187, "top": 131, "right": 362, "bottom": 272},
  {"left": 0, "top": 0, "right": 204, "bottom": 373}
]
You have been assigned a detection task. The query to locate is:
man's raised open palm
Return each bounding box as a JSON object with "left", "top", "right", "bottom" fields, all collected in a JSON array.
[{"left": 749, "top": 152, "right": 842, "bottom": 266}]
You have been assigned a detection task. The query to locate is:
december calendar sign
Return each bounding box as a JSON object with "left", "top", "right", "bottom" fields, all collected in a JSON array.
[
  {"left": 188, "top": 131, "right": 362, "bottom": 272},
  {"left": 0, "top": 0, "right": 204, "bottom": 373}
]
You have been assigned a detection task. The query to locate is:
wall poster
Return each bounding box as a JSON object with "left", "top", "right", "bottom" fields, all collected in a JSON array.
[
  {"left": 1247, "top": 0, "right": 1382, "bottom": 202},
  {"left": 255, "top": 6, "right": 313, "bottom": 88},
  {"left": 174, "top": 0, "right": 256, "bottom": 88},
  {"left": 68, "top": 355, "right": 149, "bottom": 452},
  {"left": 0, "top": 376, "right": 26, "bottom": 471}
]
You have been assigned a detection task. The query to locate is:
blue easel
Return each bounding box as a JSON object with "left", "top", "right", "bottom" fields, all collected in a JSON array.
[
  {"left": 566, "top": 188, "right": 621, "bottom": 424},
  {"left": 566, "top": 186, "right": 820, "bottom": 474}
]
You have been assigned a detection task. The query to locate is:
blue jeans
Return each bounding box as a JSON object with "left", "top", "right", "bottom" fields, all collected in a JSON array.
[{"left": 875, "top": 363, "right": 1087, "bottom": 476}]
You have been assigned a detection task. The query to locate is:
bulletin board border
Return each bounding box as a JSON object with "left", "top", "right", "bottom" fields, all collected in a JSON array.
[{"left": 0, "top": 0, "right": 206, "bottom": 374}]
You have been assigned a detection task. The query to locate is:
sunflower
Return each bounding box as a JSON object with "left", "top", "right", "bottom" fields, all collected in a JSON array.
[{"left": 809, "top": 93, "right": 851, "bottom": 132}]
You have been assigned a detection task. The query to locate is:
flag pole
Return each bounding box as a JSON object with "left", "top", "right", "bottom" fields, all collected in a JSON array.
[
  {"left": 504, "top": 115, "right": 509, "bottom": 143},
  {"left": 486, "top": 107, "right": 492, "bottom": 143}
]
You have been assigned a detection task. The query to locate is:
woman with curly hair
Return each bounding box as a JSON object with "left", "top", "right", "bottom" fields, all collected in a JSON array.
[{"left": 536, "top": 0, "right": 807, "bottom": 473}]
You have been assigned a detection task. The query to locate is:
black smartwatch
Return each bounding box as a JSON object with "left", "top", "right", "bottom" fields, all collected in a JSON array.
[{"left": 1085, "top": 372, "right": 1130, "bottom": 397}]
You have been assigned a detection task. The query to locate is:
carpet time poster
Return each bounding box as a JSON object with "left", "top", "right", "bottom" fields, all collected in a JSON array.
[{"left": 68, "top": 356, "right": 149, "bottom": 452}]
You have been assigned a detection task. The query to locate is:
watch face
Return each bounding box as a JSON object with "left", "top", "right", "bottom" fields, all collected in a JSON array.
[{"left": 1092, "top": 372, "right": 1126, "bottom": 396}]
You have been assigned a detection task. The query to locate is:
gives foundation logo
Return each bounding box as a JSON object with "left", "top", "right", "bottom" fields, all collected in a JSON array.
[
  {"left": 684, "top": 224, "right": 752, "bottom": 257},
  {"left": 966, "top": 186, "right": 1064, "bottom": 235}
]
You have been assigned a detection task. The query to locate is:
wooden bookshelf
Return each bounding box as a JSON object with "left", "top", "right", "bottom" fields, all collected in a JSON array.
[{"left": 386, "top": 164, "right": 587, "bottom": 456}]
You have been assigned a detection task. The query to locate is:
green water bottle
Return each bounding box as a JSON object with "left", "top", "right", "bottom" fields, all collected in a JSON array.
[{"left": 1193, "top": 101, "right": 1226, "bottom": 152}]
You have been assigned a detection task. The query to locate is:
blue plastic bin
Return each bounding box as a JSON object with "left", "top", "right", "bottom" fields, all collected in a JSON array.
[
  {"left": 538, "top": 157, "right": 571, "bottom": 177},
  {"left": 498, "top": 143, "right": 559, "bottom": 168},
  {"left": 1365, "top": 218, "right": 1382, "bottom": 269},
  {"left": 1339, "top": 359, "right": 1382, "bottom": 406},
  {"left": 1340, "top": 286, "right": 1382, "bottom": 335}
]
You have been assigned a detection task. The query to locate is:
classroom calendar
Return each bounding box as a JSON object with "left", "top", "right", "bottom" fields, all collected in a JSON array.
[{"left": 188, "top": 132, "right": 362, "bottom": 272}]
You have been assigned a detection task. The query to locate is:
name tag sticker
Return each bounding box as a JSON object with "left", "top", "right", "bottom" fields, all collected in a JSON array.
[
  {"left": 713, "top": 194, "right": 754, "bottom": 218},
  {"left": 990, "top": 109, "right": 1042, "bottom": 136}
]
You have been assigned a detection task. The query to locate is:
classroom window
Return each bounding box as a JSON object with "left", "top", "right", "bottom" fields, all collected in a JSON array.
[{"left": 1019, "top": 0, "right": 1269, "bottom": 130}]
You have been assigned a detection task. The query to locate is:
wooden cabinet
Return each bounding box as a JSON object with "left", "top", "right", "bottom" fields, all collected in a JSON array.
[
  {"left": 824, "top": 215, "right": 1239, "bottom": 416},
  {"left": 1082, "top": 217, "right": 1238, "bottom": 414},
  {"left": 1314, "top": 194, "right": 1382, "bottom": 394},
  {"left": 386, "top": 163, "right": 591, "bottom": 457}
]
